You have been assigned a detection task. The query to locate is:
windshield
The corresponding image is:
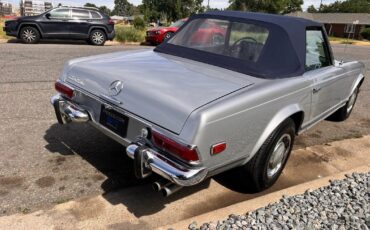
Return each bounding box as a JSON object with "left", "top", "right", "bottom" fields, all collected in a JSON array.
[
  {"left": 168, "top": 18, "right": 269, "bottom": 62},
  {"left": 170, "top": 19, "right": 186, "bottom": 28}
]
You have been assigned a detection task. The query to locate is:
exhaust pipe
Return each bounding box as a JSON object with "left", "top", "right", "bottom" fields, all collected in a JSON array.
[
  {"left": 161, "top": 183, "right": 183, "bottom": 197},
  {"left": 152, "top": 179, "right": 172, "bottom": 192}
]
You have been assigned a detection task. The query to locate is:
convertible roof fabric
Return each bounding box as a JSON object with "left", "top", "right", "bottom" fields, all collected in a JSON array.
[{"left": 155, "top": 11, "right": 324, "bottom": 79}]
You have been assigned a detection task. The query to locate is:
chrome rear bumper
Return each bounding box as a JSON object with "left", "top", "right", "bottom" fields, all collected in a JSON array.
[
  {"left": 126, "top": 144, "right": 208, "bottom": 187},
  {"left": 50, "top": 94, "right": 208, "bottom": 187},
  {"left": 51, "top": 94, "right": 90, "bottom": 124}
]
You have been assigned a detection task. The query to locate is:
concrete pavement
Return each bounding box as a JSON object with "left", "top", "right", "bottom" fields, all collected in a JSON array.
[{"left": 1, "top": 135, "right": 370, "bottom": 229}]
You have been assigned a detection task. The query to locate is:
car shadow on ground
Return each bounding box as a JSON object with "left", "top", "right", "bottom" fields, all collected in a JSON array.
[{"left": 43, "top": 123, "right": 211, "bottom": 217}]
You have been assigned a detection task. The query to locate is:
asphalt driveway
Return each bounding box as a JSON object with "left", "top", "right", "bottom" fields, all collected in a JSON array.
[{"left": 0, "top": 42, "right": 369, "bottom": 219}]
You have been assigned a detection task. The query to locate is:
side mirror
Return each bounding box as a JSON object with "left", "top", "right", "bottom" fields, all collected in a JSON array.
[{"left": 45, "top": 13, "right": 51, "bottom": 19}]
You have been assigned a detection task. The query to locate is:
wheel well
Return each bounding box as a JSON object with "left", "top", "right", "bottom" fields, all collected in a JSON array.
[
  {"left": 359, "top": 78, "right": 364, "bottom": 87},
  {"left": 289, "top": 111, "right": 304, "bottom": 134},
  {"left": 90, "top": 28, "right": 107, "bottom": 37},
  {"left": 18, "top": 24, "right": 42, "bottom": 38}
]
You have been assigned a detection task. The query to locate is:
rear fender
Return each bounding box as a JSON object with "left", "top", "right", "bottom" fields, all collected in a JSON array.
[
  {"left": 242, "top": 104, "right": 303, "bottom": 165},
  {"left": 88, "top": 26, "right": 108, "bottom": 36},
  {"left": 350, "top": 73, "right": 364, "bottom": 96}
]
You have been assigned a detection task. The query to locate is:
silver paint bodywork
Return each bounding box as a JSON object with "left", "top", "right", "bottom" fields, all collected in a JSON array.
[{"left": 56, "top": 48, "right": 365, "bottom": 177}]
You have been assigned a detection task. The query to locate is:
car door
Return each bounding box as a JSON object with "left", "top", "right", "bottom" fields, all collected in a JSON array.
[
  {"left": 69, "top": 9, "right": 92, "bottom": 39},
  {"left": 304, "top": 28, "right": 347, "bottom": 122},
  {"left": 39, "top": 8, "right": 72, "bottom": 38}
]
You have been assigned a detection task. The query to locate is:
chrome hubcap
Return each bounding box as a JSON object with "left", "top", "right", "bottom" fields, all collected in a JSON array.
[
  {"left": 267, "top": 134, "right": 291, "bottom": 178},
  {"left": 347, "top": 89, "right": 357, "bottom": 114},
  {"left": 92, "top": 32, "right": 104, "bottom": 44},
  {"left": 23, "top": 29, "right": 36, "bottom": 42},
  {"left": 165, "top": 33, "right": 172, "bottom": 40}
]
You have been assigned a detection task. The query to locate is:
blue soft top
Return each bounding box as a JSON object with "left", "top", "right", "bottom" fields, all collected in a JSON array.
[{"left": 155, "top": 11, "right": 326, "bottom": 79}]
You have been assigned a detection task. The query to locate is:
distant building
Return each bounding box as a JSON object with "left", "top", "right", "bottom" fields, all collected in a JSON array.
[
  {"left": 0, "top": 1, "right": 13, "bottom": 16},
  {"left": 288, "top": 12, "right": 370, "bottom": 39},
  {"left": 20, "top": 0, "right": 53, "bottom": 16}
]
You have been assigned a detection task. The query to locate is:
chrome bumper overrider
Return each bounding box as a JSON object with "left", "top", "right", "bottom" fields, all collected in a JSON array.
[
  {"left": 50, "top": 94, "right": 208, "bottom": 187},
  {"left": 50, "top": 94, "right": 90, "bottom": 124},
  {"left": 126, "top": 144, "right": 208, "bottom": 187}
]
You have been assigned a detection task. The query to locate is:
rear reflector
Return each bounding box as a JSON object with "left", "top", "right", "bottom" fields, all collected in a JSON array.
[
  {"left": 108, "top": 18, "right": 115, "bottom": 25},
  {"left": 211, "top": 142, "right": 227, "bottom": 155},
  {"left": 55, "top": 81, "right": 74, "bottom": 98},
  {"left": 152, "top": 131, "right": 199, "bottom": 162}
]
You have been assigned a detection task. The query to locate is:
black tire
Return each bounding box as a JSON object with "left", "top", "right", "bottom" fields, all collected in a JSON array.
[
  {"left": 20, "top": 26, "right": 40, "bottom": 44},
  {"left": 89, "top": 29, "right": 106, "bottom": 46},
  {"left": 236, "top": 118, "right": 296, "bottom": 193},
  {"left": 163, "top": 32, "right": 174, "bottom": 41},
  {"left": 327, "top": 87, "right": 359, "bottom": 122}
]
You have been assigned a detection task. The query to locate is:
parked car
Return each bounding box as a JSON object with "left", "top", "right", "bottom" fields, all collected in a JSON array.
[
  {"left": 3, "top": 6, "right": 115, "bottom": 45},
  {"left": 51, "top": 11, "right": 365, "bottom": 196},
  {"left": 145, "top": 18, "right": 187, "bottom": 45}
]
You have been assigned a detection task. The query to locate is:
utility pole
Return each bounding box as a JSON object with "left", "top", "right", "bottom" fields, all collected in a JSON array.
[
  {"left": 319, "top": 0, "right": 323, "bottom": 12},
  {"left": 207, "top": 0, "right": 210, "bottom": 10}
]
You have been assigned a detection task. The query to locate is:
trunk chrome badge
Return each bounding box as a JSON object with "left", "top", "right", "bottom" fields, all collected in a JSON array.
[
  {"left": 67, "top": 75, "right": 84, "bottom": 85},
  {"left": 108, "top": 80, "right": 124, "bottom": 96}
]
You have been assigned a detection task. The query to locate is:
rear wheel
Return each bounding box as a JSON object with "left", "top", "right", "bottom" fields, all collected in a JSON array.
[
  {"left": 89, "top": 30, "right": 106, "bottom": 46},
  {"left": 20, "top": 26, "right": 40, "bottom": 44},
  {"left": 236, "top": 118, "right": 295, "bottom": 193},
  {"left": 327, "top": 87, "right": 359, "bottom": 122}
]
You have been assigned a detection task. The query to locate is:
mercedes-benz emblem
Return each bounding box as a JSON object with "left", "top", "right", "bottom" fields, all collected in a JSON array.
[{"left": 108, "top": 80, "right": 124, "bottom": 96}]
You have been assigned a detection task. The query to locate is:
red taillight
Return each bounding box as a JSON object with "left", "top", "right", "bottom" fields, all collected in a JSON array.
[
  {"left": 55, "top": 81, "right": 74, "bottom": 98},
  {"left": 108, "top": 18, "right": 115, "bottom": 25},
  {"left": 152, "top": 131, "right": 199, "bottom": 162},
  {"left": 211, "top": 142, "right": 227, "bottom": 155}
]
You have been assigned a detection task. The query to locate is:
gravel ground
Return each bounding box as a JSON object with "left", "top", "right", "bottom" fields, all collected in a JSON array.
[{"left": 189, "top": 172, "right": 370, "bottom": 230}]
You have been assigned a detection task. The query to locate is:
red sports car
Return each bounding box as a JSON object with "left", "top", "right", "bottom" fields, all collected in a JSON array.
[{"left": 146, "top": 19, "right": 187, "bottom": 45}]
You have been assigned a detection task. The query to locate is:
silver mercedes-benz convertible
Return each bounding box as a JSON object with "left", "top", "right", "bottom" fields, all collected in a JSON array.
[{"left": 51, "top": 11, "right": 365, "bottom": 196}]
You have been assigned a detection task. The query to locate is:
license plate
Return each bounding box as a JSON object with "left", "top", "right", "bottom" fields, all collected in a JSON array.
[{"left": 100, "top": 106, "right": 129, "bottom": 137}]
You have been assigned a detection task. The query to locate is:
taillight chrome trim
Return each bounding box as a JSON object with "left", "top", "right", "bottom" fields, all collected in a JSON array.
[
  {"left": 55, "top": 80, "right": 75, "bottom": 99},
  {"left": 151, "top": 129, "right": 201, "bottom": 163}
]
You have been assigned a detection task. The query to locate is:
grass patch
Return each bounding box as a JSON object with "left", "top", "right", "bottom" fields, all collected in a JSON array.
[
  {"left": 330, "top": 132, "right": 363, "bottom": 142},
  {"left": 329, "top": 36, "right": 360, "bottom": 44},
  {"left": 0, "top": 18, "right": 11, "bottom": 40},
  {"left": 54, "top": 197, "right": 72, "bottom": 204},
  {"left": 115, "top": 25, "right": 146, "bottom": 43},
  {"left": 18, "top": 207, "right": 31, "bottom": 214}
]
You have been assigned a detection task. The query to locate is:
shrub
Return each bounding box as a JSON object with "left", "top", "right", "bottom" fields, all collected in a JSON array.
[
  {"left": 115, "top": 26, "right": 145, "bottom": 43},
  {"left": 133, "top": 17, "right": 146, "bottom": 30},
  {"left": 360, "top": 28, "right": 370, "bottom": 40}
]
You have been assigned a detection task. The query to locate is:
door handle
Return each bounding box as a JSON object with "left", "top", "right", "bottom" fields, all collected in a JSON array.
[{"left": 313, "top": 87, "right": 321, "bottom": 94}]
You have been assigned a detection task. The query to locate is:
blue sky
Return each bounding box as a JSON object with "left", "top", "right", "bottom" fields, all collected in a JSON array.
[{"left": 7, "top": 0, "right": 339, "bottom": 11}]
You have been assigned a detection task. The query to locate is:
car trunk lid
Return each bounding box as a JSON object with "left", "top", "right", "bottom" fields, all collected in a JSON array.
[{"left": 65, "top": 50, "right": 254, "bottom": 134}]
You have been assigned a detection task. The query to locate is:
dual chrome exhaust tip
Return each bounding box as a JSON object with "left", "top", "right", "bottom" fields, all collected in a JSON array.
[{"left": 152, "top": 178, "right": 183, "bottom": 197}]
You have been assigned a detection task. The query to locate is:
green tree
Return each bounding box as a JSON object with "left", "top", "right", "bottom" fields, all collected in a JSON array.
[
  {"left": 133, "top": 17, "right": 146, "bottom": 29},
  {"left": 112, "top": 0, "right": 136, "bottom": 16},
  {"left": 282, "top": 0, "right": 303, "bottom": 14},
  {"left": 84, "top": 3, "right": 98, "bottom": 8},
  {"left": 320, "top": 0, "right": 370, "bottom": 13},
  {"left": 307, "top": 5, "right": 318, "bottom": 13},
  {"left": 141, "top": 0, "right": 204, "bottom": 23},
  {"left": 99, "top": 6, "right": 112, "bottom": 16},
  {"left": 228, "top": 0, "right": 303, "bottom": 14}
]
